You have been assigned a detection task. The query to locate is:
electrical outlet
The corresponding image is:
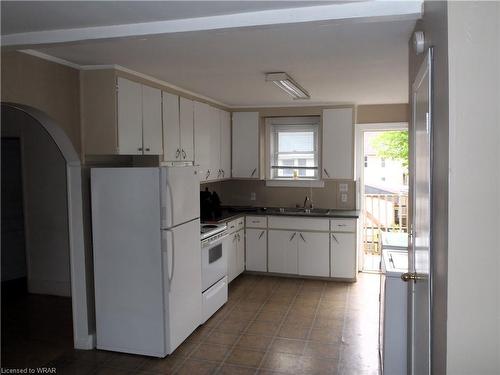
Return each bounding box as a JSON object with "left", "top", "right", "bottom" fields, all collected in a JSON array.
[
  {"left": 250, "top": 192, "right": 256, "bottom": 201},
  {"left": 339, "top": 183, "right": 348, "bottom": 192},
  {"left": 341, "top": 193, "right": 348, "bottom": 203}
]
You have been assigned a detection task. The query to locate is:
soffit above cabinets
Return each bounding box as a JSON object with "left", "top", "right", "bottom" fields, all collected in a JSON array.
[{"left": 2, "top": 1, "right": 422, "bottom": 107}]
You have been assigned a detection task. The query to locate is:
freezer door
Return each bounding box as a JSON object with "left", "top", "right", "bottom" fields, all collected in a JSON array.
[
  {"left": 91, "top": 168, "right": 166, "bottom": 357},
  {"left": 163, "top": 219, "right": 202, "bottom": 353},
  {"left": 160, "top": 166, "right": 200, "bottom": 228}
]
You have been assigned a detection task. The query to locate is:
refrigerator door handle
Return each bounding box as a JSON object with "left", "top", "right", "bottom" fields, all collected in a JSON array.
[
  {"left": 163, "top": 229, "right": 175, "bottom": 291},
  {"left": 165, "top": 179, "right": 175, "bottom": 227}
]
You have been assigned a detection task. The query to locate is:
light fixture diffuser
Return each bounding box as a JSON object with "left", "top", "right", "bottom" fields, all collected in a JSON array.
[{"left": 265, "top": 72, "right": 310, "bottom": 100}]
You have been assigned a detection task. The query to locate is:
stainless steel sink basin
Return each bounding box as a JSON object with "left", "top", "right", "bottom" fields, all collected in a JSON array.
[{"left": 268, "top": 207, "right": 331, "bottom": 216}]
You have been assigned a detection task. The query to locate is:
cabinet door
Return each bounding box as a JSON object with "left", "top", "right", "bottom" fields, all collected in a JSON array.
[
  {"left": 232, "top": 112, "right": 259, "bottom": 178},
  {"left": 194, "top": 101, "right": 211, "bottom": 181},
  {"left": 162, "top": 92, "right": 180, "bottom": 161},
  {"left": 236, "top": 229, "right": 245, "bottom": 276},
  {"left": 220, "top": 110, "right": 231, "bottom": 179},
  {"left": 245, "top": 228, "right": 267, "bottom": 272},
  {"left": 117, "top": 77, "right": 143, "bottom": 155},
  {"left": 298, "top": 232, "right": 330, "bottom": 277},
  {"left": 268, "top": 230, "right": 298, "bottom": 275},
  {"left": 142, "top": 85, "right": 163, "bottom": 155},
  {"left": 331, "top": 232, "right": 356, "bottom": 279},
  {"left": 179, "top": 97, "right": 194, "bottom": 162},
  {"left": 322, "top": 108, "right": 354, "bottom": 179},
  {"left": 227, "top": 233, "right": 238, "bottom": 283},
  {"left": 208, "top": 106, "right": 221, "bottom": 181}
]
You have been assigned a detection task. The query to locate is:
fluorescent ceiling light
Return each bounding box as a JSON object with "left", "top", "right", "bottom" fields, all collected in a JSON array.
[{"left": 266, "top": 72, "right": 310, "bottom": 100}]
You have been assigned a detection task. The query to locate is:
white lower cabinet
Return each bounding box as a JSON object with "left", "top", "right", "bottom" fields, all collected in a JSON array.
[
  {"left": 298, "top": 232, "right": 330, "bottom": 277},
  {"left": 228, "top": 229, "right": 245, "bottom": 283},
  {"left": 330, "top": 232, "right": 356, "bottom": 279},
  {"left": 268, "top": 230, "right": 298, "bottom": 275},
  {"left": 245, "top": 228, "right": 267, "bottom": 272}
]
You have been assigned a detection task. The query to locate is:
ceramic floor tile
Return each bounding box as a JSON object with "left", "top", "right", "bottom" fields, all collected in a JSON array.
[{"left": 225, "top": 348, "right": 266, "bottom": 368}]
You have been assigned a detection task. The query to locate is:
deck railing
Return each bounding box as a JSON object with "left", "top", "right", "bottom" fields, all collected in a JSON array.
[{"left": 362, "top": 193, "right": 408, "bottom": 255}]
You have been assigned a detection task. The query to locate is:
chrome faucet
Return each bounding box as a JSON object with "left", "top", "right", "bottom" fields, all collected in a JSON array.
[{"left": 303, "top": 196, "right": 313, "bottom": 211}]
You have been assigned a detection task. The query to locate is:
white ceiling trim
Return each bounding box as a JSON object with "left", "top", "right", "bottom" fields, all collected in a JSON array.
[
  {"left": 3, "top": 1, "right": 422, "bottom": 47},
  {"left": 20, "top": 49, "right": 229, "bottom": 108}
]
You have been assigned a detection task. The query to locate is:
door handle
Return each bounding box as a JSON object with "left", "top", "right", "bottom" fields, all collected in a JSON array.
[
  {"left": 323, "top": 168, "right": 330, "bottom": 178},
  {"left": 182, "top": 149, "right": 187, "bottom": 159},
  {"left": 258, "top": 231, "right": 265, "bottom": 240},
  {"left": 289, "top": 232, "right": 297, "bottom": 241},
  {"left": 401, "top": 272, "right": 424, "bottom": 283},
  {"left": 299, "top": 233, "right": 306, "bottom": 242},
  {"left": 138, "top": 147, "right": 143, "bottom": 152},
  {"left": 206, "top": 170, "right": 210, "bottom": 180},
  {"left": 175, "top": 148, "right": 180, "bottom": 159},
  {"left": 331, "top": 233, "right": 339, "bottom": 244},
  {"left": 250, "top": 168, "right": 257, "bottom": 177}
]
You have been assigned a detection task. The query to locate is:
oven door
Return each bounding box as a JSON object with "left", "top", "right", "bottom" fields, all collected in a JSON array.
[{"left": 201, "top": 235, "right": 228, "bottom": 291}]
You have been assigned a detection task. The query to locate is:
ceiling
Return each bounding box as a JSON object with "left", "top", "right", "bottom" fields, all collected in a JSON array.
[
  {"left": 2, "top": 1, "right": 417, "bottom": 107},
  {"left": 1, "top": 1, "right": 338, "bottom": 35}
]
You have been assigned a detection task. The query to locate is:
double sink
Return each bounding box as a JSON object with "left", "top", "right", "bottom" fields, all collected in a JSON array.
[{"left": 266, "top": 207, "right": 331, "bottom": 216}]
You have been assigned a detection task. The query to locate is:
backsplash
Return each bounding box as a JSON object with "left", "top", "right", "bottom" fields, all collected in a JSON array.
[{"left": 202, "top": 179, "right": 357, "bottom": 210}]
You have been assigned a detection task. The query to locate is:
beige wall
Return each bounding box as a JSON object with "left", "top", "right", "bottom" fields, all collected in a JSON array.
[
  {"left": 446, "top": 2, "right": 500, "bottom": 374},
  {"left": 356, "top": 103, "right": 408, "bottom": 124},
  {"left": 1, "top": 51, "right": 82, "bottom": 155}
]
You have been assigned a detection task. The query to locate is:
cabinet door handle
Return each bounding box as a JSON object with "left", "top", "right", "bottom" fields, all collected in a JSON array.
[
  {"left": 323, "top": 168, "right": 330, "bottom": 178},
  {"left": 138, "top": 147, "right": 143, "bottom": 151},
  {"left": 206, "top": 170, "right": 210, "bottom": 180},
  {"left": 222, "top": 169, "right": 225, "bottom": 178},
  {"left": 289, "top": 232, "right": 296, "bottom": 241},
  {"left": 182, "top": 149, "right": 187, "bottom": 159},
  {"left": 250, "top": 168, "right": 257, "bottom": 177},
  {"left": 331, "top": 233, "right": 339, "bottom": 244},
  {"left": 175, "top": 148, "right": 180, "bottom": 158},
  {"left": 299, "top": 233, "right": 306, "bottom": 243},
  {"left": 258, "top": 231, "right": 265, "bottom": 240},
  {"left": 145, "top": 147, "right": 150, "bottom": 152},
  {"left": 233, "top": 234, "right": 238, "bottom": 243}
]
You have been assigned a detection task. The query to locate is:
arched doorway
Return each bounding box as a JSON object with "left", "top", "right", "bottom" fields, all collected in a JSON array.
[{"left": 1, "top": 103, "right": 92, "bottom": 365}]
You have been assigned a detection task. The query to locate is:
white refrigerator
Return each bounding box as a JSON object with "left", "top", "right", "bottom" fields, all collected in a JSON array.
[{"left": 91, "top": 166, "right": 201, "bottom": 357}]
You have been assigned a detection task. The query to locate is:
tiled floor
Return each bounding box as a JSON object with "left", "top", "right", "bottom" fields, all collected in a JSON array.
[{"left": 2, "top": 273, "right": 381, "bottom": 374}]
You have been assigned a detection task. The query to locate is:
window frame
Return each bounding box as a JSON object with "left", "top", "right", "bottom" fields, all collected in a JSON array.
[{"left": 265, "top": 116, "right": 321, "bottom": 183}]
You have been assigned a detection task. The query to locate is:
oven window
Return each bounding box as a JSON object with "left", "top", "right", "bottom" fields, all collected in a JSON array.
[{"left": 209, "top": 244, "right": 222, "bottom": 264}]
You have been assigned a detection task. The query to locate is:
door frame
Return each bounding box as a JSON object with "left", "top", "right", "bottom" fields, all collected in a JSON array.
[
  {"left": 354, "top": 122, "right": 408, "bottom": 272},
  {"left": 408, "top": 47, "right": 434, "bottom": 375}
]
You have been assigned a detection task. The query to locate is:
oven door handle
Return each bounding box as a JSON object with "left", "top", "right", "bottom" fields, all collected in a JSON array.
[{"left": 205, "top": 233, "right": 228, "bottom": 248}]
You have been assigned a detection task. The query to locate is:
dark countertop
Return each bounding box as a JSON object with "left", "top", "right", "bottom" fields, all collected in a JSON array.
[{"left": 202, "top": 206, "right": 360, "bottom": 224}]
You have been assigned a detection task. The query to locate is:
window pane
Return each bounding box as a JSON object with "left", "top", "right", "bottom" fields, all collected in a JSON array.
[{"left": 278, "top": 131, "right": 314, "bottom": 152}]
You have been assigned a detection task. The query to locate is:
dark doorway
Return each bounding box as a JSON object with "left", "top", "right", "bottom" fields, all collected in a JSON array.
[{"left": 1, "top": 136, "right": 73, "bottom": 369}]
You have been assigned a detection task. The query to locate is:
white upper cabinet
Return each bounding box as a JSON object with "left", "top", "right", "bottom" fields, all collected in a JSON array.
[
  {"left": 220, "top": 110, "right": 231, "bottom": 179},
  {"left": 208, "top": 106, "right": 221, "bottom": 181},
  {"left": 194, "top": 101, "right": 211, "bottom": 180},
  {"left": 232, "top": 112, "right": 260, "bottom": 179},
  {"left": 322, "top": 107, "right": 354, "bottom": 179},
  {"left": 179, "top": 98, "right": 194, "bottom": 162},
  {"left": 117, "top": 77, "right": 143, "bottom": 155},
  {"left": 141, "top": 85, "right": 162, "bottom": 155},
  {"left": 162, "top": 92, "right": 180, "bottom": 161},
  {"left": 163, "top": 94, "right": 194, "bottom": 163}
]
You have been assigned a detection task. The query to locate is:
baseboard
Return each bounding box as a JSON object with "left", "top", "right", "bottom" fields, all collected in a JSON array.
[
  {"left": 28, "top": 279, "right": 71, "bottom": 297},
  {"left": 74, "top": 333, "right": 95, "bottom": 350}
]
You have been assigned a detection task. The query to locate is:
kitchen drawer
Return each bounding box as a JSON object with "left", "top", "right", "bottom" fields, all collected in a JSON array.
[
  {"left": 227, "top": 219, "right": 240, "bottom": 234},
  {"left": 331, "top": 219, "right": 356, "bottom": 233},
  {"left": 202, "top": 276, "right": 228, "bottom": 324},
  {"left": 268, "top": 216, "right": 329, "bottom": 232},
  {"left": 246, "top": 216, "right": 267, "bottom": 228}
]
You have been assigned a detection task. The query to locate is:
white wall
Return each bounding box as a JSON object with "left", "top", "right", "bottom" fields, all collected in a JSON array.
[
  {"left": 446, "top": 2, "right": 500, "bottom": 374},
  {"left": 2, "top": 110, "right": 71, "bottom": 297}
]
